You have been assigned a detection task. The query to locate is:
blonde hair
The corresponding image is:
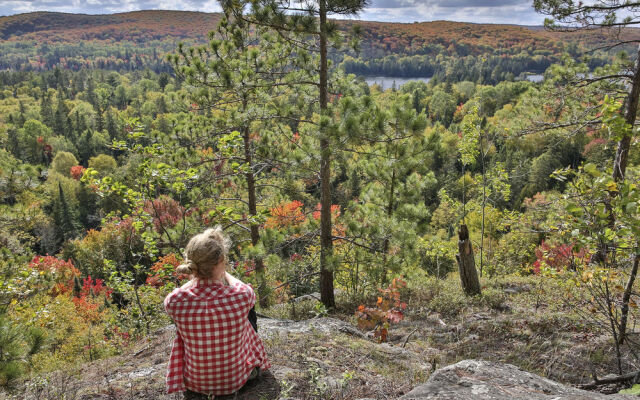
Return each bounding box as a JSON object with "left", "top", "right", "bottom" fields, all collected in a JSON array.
[{"left": 176, "top": 227, "right": 232, "bottom": 279}]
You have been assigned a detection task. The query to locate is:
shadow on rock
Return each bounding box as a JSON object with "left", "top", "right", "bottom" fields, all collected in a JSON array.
[{"left": 216, "top": 370, "right": 280, "bottom": 400}]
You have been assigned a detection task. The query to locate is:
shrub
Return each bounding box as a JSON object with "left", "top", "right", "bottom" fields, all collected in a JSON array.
[
  {"left": 28, "top": 255, "right": 80, "bottom": 296},
  {"left": 51, "top": 151, "right": 79, "bottom": 177},
  {"left": 355, "top": 278, "right": 407, "bottom": 342},
  {"left": 491, "top": 231, "right": 538, "bottom": 275},
  {"left": 145, "top": 253, "right": 187, "bottom": 289},
  {"left": 69, "top": 165, "right": 85, "bottom": 180}
]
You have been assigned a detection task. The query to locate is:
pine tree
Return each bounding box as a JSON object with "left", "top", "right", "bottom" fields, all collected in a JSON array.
[
  {"left": 54, "top": 88, "right": 70, "bottom": 138},
  {"left": 0, "top": 314, "right": 25, "bottom": 388},
  {"left": 240, "top": 0, "right": 369, "bottom": 308},
  {"left": 171, "top": 10, "right": 301, "bottom": 307},
  {"left": 114, "top": 85, "right": 127, "bottom": 110},
  {"left": 105, "top": 109, "right": 118, "bottom": 140},
  {"left": 95, "top": 109, "right": 104, "bottom": 133},
  {"left": 77, "top": 130, "right": 94, "bottom": 164},
  {"left": 349, "top": 93, "right": 431, "bottom": 284},
  {"left": 54, "top": 182, "right": 79, "bottom": 242},
  {"left": 53, "top": 68, "right": 66, "bottom": 97},
  {"left": 86, "top": 76, "right": 97, "bottom": 110},
  {"left": 155, "top": 96, "right": 167, "bottom": 114},
  {"left": 73, "top": 110, "right": 86, "bottom": 138},
  {"left": 16, "top": 101, "right": 26, "bottom": 127},
  {"left": 40, "top": 91, "right": 54, "bottom": 127},
  {"left": 6, "top": 128, "right": 20, "bottom": 159},
  {"left": 412, "top": 89, "right": 422, "bottom": 113},
  {"left": 156, "top": 114, "right": 170, "bottom": 135},
  {"left": 38, "top": 74, "right": 48, "bottom": 93},
  {"left": 77, "top": 182, "right": 99, "bottom": 230},
  {"left": 158, "top": 72, "right": 170, "bottom": 90}
]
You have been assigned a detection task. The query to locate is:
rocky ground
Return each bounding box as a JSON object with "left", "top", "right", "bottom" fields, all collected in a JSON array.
[
  {"left": 400, "top": 360, "right": 637, "bottom": 399},
  {"left": 5, "top": 276, "right": 639, "bottom": 399},
  {"left": 9, "top": 317, "right": 423, "bottom": 399}
]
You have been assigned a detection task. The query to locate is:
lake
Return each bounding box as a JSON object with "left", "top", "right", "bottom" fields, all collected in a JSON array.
[
  {"left": 524, "top": 74, "right": 544, "bottom": 83},
  {"left": 363, "top": 76, "right": 431, "bottom": 89},
  {"left": 362, "top": 74, "right": 544, "bottom": 89}
]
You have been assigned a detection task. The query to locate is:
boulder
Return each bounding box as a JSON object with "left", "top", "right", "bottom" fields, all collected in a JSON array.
[
  {"left": 259, "top": 317, "right": 365, "bottom": 338},
  {"left": 400, "top": 360, "right": 635, "bottom": 399}
]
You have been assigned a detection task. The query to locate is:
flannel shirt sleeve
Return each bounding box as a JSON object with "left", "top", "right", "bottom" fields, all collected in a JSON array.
[
  {"left": 166, "top": 332, "right": 186, "bottom": 393},
  {"left": 232, "top": 282, "right": 256, "bottom": 314},
  {"left": 163, "top": 288, "right": 177, "bottom": 315},
  {"left": 164, "top": 289, "right": 186, "bottom": 394}
]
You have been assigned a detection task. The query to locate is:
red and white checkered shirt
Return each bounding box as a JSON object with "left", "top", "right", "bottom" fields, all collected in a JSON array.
[{"left": 164, "top": 278, "right": 270, "bottom": 395}]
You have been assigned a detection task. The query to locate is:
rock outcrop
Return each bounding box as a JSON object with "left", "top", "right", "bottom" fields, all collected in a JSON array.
[
  {"left": 260, "top": 316, "right": 365, "bottom": 338},
  {"left": 15, "top": 318, "right": 634, "bottom": 400},
  {"left": 400, "top": 359, "right": 635, "bottom": 400}
]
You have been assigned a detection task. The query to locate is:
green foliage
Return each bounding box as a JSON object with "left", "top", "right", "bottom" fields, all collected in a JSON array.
[
  {"left": 418, "top": 234, "right": 457, "bottom": 277},
  {"left": 619, "top": 384, "right": 640, "bottom": 395},
  {"left": 459, "top": 104, "right": 481, "bottom": 166},
  {"left": 0, "top": 315, "right": 26, "bottom": 387},
  {"left": 428, "top": 90, "right": 456, "bottom": 127},
  {"left": 50, "top": 151, "right": 79, "bottom": 177},
  {"left": 18, "top": 119, "right": 52, "bottom": 164},
  {"left": 88, "top": 154, "right": 117, "bottom": 176},
  {"left": 491, "top": 230, "right": 538, "bottom": 275}
]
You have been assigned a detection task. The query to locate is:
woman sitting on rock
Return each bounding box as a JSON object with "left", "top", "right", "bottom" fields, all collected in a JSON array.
[{"left": 164, "top": 227, "right": 270, "bottom": 399}]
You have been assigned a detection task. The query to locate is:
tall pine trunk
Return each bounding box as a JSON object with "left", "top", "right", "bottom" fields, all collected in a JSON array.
[
  {"left": 319, "top": 0, "right": 335, "bottom": 309},
  {"left": 381, "top": 168, "right": 396, "bottom": 285},
  {"left": 480, "top": 130, "right": 486, "bottom": 277},
  {"left": 242, "top": 123, "right": 267, "bottom": 308}
]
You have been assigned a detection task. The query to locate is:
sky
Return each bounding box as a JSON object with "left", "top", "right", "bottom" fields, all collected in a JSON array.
[{"left": 0, "top": 0, "right": 547, "bottom": 25}]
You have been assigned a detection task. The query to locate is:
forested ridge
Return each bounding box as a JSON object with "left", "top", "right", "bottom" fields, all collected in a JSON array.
[
  {"left": 1, "top": 10, "right": 639, "bottom": 81},
  {"left": 2, "top": 2, "right": 640, "bottom": 399}
]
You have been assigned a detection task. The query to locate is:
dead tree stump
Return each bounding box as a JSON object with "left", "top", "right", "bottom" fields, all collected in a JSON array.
[{"left": 456, "top": 224, "right": 481, "bottom": 296}]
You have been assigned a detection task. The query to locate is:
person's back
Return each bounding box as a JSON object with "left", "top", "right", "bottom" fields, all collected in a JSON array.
[{"left": 164, "top": 228, "right": 270, "bottom": 398}]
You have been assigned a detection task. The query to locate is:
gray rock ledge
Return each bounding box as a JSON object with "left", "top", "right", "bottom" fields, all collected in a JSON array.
[{"left": 400, "top": 359, "right": 635, "bottom": 399}]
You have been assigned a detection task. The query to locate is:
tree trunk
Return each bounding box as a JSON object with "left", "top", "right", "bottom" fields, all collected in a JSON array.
[
  {"left": 456, "top": 224, "right": 481, "bottom": 296},
  {"left": 243, "top": 124, "right": 268, "bottom": 308},
  {"left": 592, "top": 45, "right": 640, "bottom": 265},
  {"left": 618, "top": 250, "right": 640, "bottom": 345},
  {"left": 604, "top": 280, "right": 623, "bottom": 374},
  {"left": 613, "top": 44, "right": 640, "bottom": 182},
  {"left": 318, "top": 0, "right": 335, "bottom": 309},
  {"left": 381, "top": 168, "right": 396, "bottom": 285},
  {"left": 480, "top": 132, "right": 486, "bottom": 277}
]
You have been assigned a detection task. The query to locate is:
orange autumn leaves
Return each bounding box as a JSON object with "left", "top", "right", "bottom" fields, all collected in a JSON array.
[
  {"left": 355, "top": 278, "right": 407, "bottom": 342},
  {"left": 146, "top": 253, "right": 189, "bottom": 288},
  {"left": 264, "top": 200, "right": 344, "bottom": 236},
  {"left": 265, "top": 200, "right": 306, "bottom": 229}
]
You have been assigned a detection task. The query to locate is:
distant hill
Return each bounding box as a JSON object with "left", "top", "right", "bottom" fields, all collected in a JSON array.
[
  {"left": 0, "top": 11, "right": 221, "bottom": 42},
  {"left": 0, "top": 10, "right": 638, "bottom": 73},
  {"left": 2, "top": 10, "right": 638, "bottom": 51}
]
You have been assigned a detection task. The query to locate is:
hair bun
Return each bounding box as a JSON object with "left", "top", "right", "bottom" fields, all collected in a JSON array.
[{"left": 176, "top": 259, "right": 196, "bottom": 274}]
